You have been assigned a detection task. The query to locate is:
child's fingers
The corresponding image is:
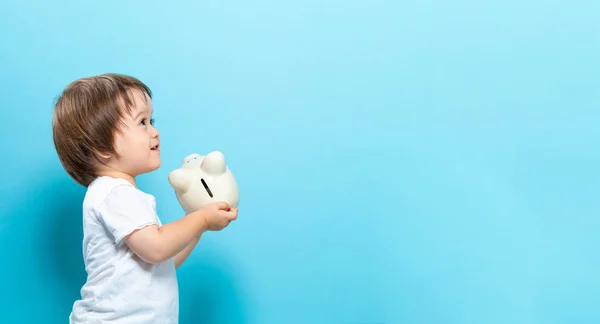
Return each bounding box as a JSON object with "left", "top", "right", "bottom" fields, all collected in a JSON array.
[
  {"left": 227, "top": 208, "right": 238, "bottom": 220},
  {"left": 215, "top": 201, "right": 231, "bottom": 210}
]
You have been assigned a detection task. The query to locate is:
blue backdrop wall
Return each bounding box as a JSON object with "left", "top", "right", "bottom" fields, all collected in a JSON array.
[{"left": 1, "top": 1, "right": 599, "bottom": 323}]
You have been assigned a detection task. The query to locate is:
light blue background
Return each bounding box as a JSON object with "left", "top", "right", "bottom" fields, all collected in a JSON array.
[{"left": 1, "top": 1, "right": 599, "bottom": 323}]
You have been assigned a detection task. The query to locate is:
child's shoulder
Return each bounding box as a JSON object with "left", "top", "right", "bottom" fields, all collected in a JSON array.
[{"left": 83, "top": 176, "right": 154, "bottom": 211}]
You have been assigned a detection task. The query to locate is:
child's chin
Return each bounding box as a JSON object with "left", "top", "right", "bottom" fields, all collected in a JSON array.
[
  {"left": 141, "top": 160, "right": 161, "bottom": 173},
  {"left": 150, "top": 161, "right": 161, "bottom": 170}
]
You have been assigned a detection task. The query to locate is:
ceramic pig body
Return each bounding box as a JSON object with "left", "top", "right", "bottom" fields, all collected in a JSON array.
[{"left": 168, "top": 151, "right": 239, "bottom": 214}]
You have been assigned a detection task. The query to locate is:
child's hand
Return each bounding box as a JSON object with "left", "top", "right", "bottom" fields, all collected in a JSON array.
[{"left": 199, "top": 201, "right": 238, "bottom": 231}]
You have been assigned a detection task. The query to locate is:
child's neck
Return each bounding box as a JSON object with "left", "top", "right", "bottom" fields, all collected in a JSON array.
[{"left": 97, "top": 170, "right": 137, "bottom": 187}]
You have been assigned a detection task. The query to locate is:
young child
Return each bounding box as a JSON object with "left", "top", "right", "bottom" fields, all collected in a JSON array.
[{"left": 52, "top": 73, "right": 238, "bottom": 323}]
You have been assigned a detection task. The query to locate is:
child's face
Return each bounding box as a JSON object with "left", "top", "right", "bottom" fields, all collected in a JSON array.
[{"left": 111, "top": 90, "right": 161, "bottom": 177}]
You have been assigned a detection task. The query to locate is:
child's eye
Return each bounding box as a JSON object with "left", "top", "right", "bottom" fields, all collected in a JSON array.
[{"left": 140, "top": 118, "right": 155, "bottom": 126}]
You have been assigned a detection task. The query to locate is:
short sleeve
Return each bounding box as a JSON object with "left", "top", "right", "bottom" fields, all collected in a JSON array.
[{"left": 97, "top": 184, "right": 158, "bottom": 244}]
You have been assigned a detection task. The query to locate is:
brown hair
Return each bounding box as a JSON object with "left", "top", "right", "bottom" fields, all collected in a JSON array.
[{"left": 52, "top": 73, "right": 152, "bottom": 187}]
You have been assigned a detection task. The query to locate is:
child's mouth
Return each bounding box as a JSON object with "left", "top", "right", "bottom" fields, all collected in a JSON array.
[{"left": 151, "top": 144, "right": 160, "bottom": 151}]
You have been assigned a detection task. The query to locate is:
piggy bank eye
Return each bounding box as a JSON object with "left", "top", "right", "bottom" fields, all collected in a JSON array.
[{"left": 184, "top": 154, "right": 201, "bottom": 164}]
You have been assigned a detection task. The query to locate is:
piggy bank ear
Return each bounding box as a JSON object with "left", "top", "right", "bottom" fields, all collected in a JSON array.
[
  {"left": 168, "top": 169, "right": 191, "bottom": 192},
  {"left": 201, "top": 151, "right": 226, "bottom": 175}
]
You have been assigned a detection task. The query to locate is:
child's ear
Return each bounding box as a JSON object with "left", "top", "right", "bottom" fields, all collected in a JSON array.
[
  {"left": 93, "top": 149, "right": 113, "bottom": 162},
  {"left": 168, "top": 169, "right": 191, "bottom": 192}
]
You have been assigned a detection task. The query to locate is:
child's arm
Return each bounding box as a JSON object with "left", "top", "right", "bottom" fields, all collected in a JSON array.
[
  {"left": 123, "top": 211, "right": 206, "bottom": 264},
  {"left": 174, "top": 234, "right": 201, "bottom": 269},
  {"left": 99, "top": 185, "right": 237, "bottom": 265},
  {"left": 124, "top": 202, "right": 236, "bottom": 265},
  {"left": 173, "top": 206, "right": 238, "bottom": 268}
]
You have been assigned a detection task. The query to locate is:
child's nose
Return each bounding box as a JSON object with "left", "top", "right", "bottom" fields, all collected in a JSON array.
[{"left": 150, "top": 126, "right": 159, "bottom": 137}]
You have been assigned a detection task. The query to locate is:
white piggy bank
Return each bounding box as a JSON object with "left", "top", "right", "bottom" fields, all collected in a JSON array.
[{"left": 168, "top": 151, "right": 239, "bottom": 214}]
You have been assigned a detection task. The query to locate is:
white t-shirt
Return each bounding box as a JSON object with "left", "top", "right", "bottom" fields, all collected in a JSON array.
[{"left": 69, "top": 176, "right": 179, "bottom": 324}]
